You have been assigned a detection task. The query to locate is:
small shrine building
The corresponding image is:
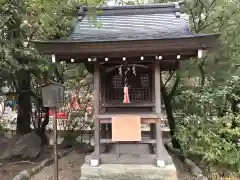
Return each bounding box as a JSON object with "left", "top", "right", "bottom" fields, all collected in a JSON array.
[{"left": 33, "top": 1, "right": 219, "bottom": 171}]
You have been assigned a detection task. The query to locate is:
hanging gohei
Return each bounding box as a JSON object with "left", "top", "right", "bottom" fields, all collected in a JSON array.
[
  {"left": 117, "top": 61, "right": 137, "bottom": 104},
  {"left": 123, "top": 65, "right": 129, "bottom": 104},
  {"left": 122, "top": 63, "right": 137, "bottom": 104}
]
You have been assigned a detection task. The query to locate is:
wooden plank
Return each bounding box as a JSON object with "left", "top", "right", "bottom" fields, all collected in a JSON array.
[
  {"left": 142, "top": 119, "right": 157, "bottom": 124},
  {"left": 99, "top": 119, "right": 169, "bottom": 129},
  {"left": 100, "top": 139, "right": 156, "bottom": 144},
  {"left": 112, "top": 115, "right": 141, "bottom": 142},
  {"left": 102, "top": 102, "right": 155, "bottom": 108},
  {"left": 100, "top": 118, "right": 158, "bottom": 124},
  {"left": 98, "top": 113, "right": 158, "bottom": 119}
]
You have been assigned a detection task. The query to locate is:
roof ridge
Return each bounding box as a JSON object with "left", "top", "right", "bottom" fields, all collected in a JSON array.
[
  {"left": 78, "top": 1, "right": 184, "bottom": 16},
  {"left": 97, "top": 2, "right": 183, "bottom": 10}
]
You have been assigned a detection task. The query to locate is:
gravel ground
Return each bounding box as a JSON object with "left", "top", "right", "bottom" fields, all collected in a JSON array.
[
  {"left": 31, "top": 151, "right": 87, "bottom": 180},
  {"left": 30, "top": 151, "right": 194, "bottom": 180},
  {"left": 0, "top": 145, "right": 61, "bottom": 180}
]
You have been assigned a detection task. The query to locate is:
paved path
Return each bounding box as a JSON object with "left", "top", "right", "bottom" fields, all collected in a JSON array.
[{"left": 31, "top": 151, "right": 86, "bottom": 180}]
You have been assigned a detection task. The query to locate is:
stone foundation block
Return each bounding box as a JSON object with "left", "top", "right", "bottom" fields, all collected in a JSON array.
[{"left": 80, "top": 163, "right": 178, "bottom": 180}]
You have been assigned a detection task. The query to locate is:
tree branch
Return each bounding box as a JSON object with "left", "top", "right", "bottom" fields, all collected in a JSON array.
[
  {"left": 169, "top": 72, "right": 180, "bottom": 98},
  {"left": 163, "top": 71, "right": 175, "bottom": 87}
]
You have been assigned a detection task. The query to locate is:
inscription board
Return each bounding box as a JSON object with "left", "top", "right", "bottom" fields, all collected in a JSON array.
[{"left": 112, "top": 115, "right": 141, "bottom": 141}]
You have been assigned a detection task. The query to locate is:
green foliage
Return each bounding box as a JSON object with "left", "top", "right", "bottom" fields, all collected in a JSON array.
[
  {"left": 176, "top": 114, "right": 240, "bottom": 172},
  {"left": 26, "top": 0, "right": 81, "bottom": 40},
  {"left": 175, "top": 76, "right": 240, "bottom": 172},
  {"left": 0, "top": 0, "right": 104, "bottom": 87},
  {"left": 0, "top": 0, "right": 104, "bottom": 93},
  {"left": 0, "top": 0, "right": 103, "bottom": 135},
  {"left": 171, "top": 1, "right": 240, "bottom": 174},
  {"left": 176, "top": 76, "right": 240, "bottom": 116},
  {"left": 183, "top": 0, "right": 240, "bottom": 82},
  {"left": 0, "top": 121, "right": 6, "bottom": 136}
]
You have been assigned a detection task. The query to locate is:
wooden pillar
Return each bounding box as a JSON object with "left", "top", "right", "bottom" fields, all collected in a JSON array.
[
  {"left": 94, "top": 62, "right": 100, "bottom": 158},
  {"left": 101, "top": 124, "right": 107, "bottom": 138},
  {"left": 150, "top": 62, "right": 156, "bottom": 139},
  {"left": 107, "top": 124, "right": 112, "bottom": 139},
  {"left": 154, "top": 59, "right": 163, "bottom": 159},
  {"left": 150, "top": 124, "right": 156, "bottom": 139}
]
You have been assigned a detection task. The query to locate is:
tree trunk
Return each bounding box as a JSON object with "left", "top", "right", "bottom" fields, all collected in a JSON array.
[
  {"left": 8, "top": 10, "right": 31, "bottom": 135},
  {"left": 36, "top": 107, "right": 49, "bottom": 145},
  {"left": 16, "top": 69, "right": 31, "bottom": 135},
  {"left": 231, "top": 99, "right": 239, "bottom": 128},
  {"left": 160, "top": 75, "right": 181, "bottom": 150}
]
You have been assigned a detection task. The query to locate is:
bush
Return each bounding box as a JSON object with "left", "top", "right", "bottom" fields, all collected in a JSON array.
[
  {"left": 0, "top": 121, "right": 6, "bottom": 136},
  {"left": 176, "top": 114, "right": 240, "bottom": 173}
]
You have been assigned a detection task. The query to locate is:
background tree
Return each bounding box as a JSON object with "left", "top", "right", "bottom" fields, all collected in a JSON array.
[{"left": 0, "top": 0, "right": 104, "bottom": 137}]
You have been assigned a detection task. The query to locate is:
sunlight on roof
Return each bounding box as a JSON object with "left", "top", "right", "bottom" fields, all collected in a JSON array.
[{"left": 107, "top": 0, "right": 116, "bottom": 6}]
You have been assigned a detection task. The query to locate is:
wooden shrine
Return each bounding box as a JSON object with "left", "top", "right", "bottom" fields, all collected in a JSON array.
[{"left": 33, "top": 2, "right": 219, "bottom": 167}]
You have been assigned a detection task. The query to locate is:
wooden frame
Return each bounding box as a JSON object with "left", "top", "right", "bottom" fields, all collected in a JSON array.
[
  {"left": 97, "top": 113, "right": 164, "bottom": 124},
  {"left": 33, "top": 34, "right": 219, "bottom": 58},
  {"left": 103, "top": 64, "right": 152, "bottom": 101}
]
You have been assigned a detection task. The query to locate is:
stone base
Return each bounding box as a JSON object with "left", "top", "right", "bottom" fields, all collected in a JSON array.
[{"left": 80, "top": 163, "right": 178, "bottom": 180}]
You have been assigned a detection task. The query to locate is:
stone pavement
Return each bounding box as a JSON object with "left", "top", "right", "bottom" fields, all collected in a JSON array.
[{"left": 31, "top": 151, "right": 86, "bottom": 180}]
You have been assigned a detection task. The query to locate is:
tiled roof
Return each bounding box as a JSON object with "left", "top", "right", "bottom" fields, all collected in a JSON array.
[{"left": 69, "top": 2, "right": 193, "bottom": 42}]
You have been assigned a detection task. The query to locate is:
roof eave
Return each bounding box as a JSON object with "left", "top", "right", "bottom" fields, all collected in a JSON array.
[
  {"left": 32, "top": 33, "right": 220, "bottom": 45},
  {"left": 32, "top": 34, "right": 220, "bottom": 57}
]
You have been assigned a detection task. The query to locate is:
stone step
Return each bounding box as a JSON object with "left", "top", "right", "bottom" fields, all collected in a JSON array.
[{"left": 80, "top": 163, "right": 178, "bottom": 180}]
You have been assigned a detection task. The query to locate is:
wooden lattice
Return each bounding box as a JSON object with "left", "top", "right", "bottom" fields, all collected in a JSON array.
[{"left": 105, "top": 68, "right": 152, "bottom": 102}]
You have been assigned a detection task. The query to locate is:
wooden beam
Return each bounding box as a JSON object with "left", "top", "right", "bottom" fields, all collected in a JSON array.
[
  {"left": 98, "top": 113, "right": 158, "bottom": 119},
  {"left": 94, "top": 62, "right": 100, "bottom": 159},
  {"left": 64, "top": 54, "right": 194, "bottom": 62},
  {"left": 102, "top": 102, "right": 155, "bottom": 108},
  {"left": 99, "top": 118, "right": 167, "bottom": 125},
  {"left": 100, "top": 139, "right": 156, "bottom": 144},
  {"left": 33, "top": 34, "right": 219, "bottom": 56},
  {"left": 154, "top": 59, "right": 164, "bottom": 160}
]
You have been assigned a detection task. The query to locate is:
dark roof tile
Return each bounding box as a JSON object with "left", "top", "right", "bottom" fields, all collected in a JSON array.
[{"left": 69, "top": 2, "right": 193, "bottom": 42}]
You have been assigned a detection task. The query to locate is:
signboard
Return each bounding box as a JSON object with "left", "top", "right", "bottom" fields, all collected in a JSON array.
[
  {"left": 112, "top": 115, "right": 141, "bottom": 142},
  {"left": 42, "top": 83, "right": 65, "bottom": 108}
]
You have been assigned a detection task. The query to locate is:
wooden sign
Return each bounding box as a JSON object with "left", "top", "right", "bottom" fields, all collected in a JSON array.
[
  {"left": 112, "top": 115, "right": 141, "bottom": 141},
  {"left": 42, "top": 82, "right": 65, "bottom": 108}
]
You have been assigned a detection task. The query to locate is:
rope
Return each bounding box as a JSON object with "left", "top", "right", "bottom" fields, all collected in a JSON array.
[
  {"left": 132, "top": 64, "right": 136, "bottom": 76},
  {"left": 124, "top": 67, "right": 130, "bottom": 87},
  {"left": 118, "top": 66, "right": 122, "bottom": 76},
  {"left": 123, "top": 63, "right": 131, "bottom": 103}
]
